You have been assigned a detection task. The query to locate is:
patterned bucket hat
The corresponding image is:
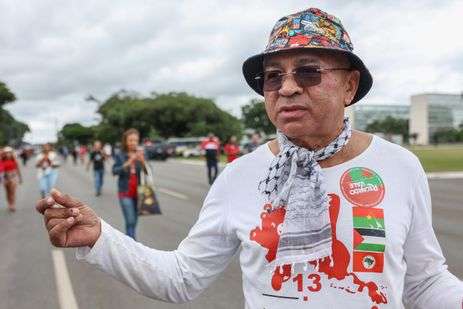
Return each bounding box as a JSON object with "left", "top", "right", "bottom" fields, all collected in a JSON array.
[{"left": 242, "top": 7, "right": 372, "bottom": 105}]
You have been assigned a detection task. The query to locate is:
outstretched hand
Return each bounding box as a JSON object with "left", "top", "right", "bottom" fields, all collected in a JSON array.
[{"left": 36, "top": 189, "right": 101, "bottom": 248}]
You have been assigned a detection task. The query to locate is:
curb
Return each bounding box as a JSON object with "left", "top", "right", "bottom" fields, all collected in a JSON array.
[{"left": 426, "top": 172, "right": 463, "bottom": 180}]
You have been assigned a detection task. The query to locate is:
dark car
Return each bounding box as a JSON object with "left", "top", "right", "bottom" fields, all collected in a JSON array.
[{"left": 144, "top": 142, "right": 174, "bottom": 161}]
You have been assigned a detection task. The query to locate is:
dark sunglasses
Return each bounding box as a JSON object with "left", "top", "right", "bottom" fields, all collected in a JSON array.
[{"left": 254, "top": 66, "right": 352, "bottom": 92}]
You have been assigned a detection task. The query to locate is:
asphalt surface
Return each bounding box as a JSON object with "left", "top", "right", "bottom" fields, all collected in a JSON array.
[{"left": 0, "top": 158, "right": 462, "bottom": 309}]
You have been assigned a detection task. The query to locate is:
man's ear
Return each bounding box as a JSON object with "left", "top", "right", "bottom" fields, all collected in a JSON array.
[{"left": 344, "top": 70, "right": 360, "bottom": 106}]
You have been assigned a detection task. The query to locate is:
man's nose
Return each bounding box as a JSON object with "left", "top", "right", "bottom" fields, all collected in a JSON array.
[{"left": 278, "top": 74, "right": 303, "bottom": 96}]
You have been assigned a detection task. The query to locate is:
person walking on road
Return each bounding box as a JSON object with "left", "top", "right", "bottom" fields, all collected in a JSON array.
[
  {"left": 36, "top": 143, "right": 60, "bottom": 198},
  {"left": 87, "top": 140, "right": 106, "bottom": 197},
  {"left": 79, "top": 145, "right": 88, "bottom": 165},
  {"left": 19, "top": 147, "right": 29, "bottom": 166},
  {"left": 71, "top": 146, "right": 78, "bottom": 165},
  {"left": 245, "top": 132, "right": 262, "bottom": 154},
  {"left": 0, "top": 148, "right": 4, "bottom": 196},
  {"left": 223, "top": 135, "right": 240, "bottom": 163},
  {"left": 1, "top": 147, "right": 22, "bottom": 212},
  {"left": 200, "top": 133, "right": 220, "bottom": 184},
  {"left": 112, "top": 129, "right": 147, "bottom": 240},
  {"left": 36, "top": 7, "right": 463, "bottom": 308}
]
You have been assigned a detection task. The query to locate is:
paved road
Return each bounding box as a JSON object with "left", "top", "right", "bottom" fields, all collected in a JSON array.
[{"left": 0, "top": 159, "right": 462, "bottom": 309}]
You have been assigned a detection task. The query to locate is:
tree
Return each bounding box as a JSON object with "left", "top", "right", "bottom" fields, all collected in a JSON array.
[
  {"left": 92, "top": 123, "right": 121, "bottom": 144},
  {"left": 0, "top": 82, "right": 29, "bottom": 145},
  {"left": 94, "top": 91, "right": 242, "bottom": 142},
  {"left": 59, "top": 123, "right": 94, "bottom": 145},
  {"left": 147, "top": 92, "right": 242, "bottom": 141},
  {"left": 431, "top": 128, "right": 461, "bottom": 144},
  {"left": 365, "top": 116, "right": 409, "bottom": 142},
  {"left": 0, "top": 109, "right": 30, "bottom": 145},
  {"left": 0, "top": 81, "right": 16, "bottom": 106},
  {"left": 241, "top": 99, "right": 274, "bottom": 135}
]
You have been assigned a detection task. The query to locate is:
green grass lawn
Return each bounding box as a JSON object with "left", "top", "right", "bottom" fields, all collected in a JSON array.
[{"left": 408, "top": 146, "right": 463, "bottom": 172}]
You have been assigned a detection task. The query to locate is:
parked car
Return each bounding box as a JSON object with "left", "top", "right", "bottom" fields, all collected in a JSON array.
[
  {"left": 144, "top": 142, "right": 174, "bottom": 161},
  {"left": 166, "top": 137, "right": 204, "bottom": 157}
]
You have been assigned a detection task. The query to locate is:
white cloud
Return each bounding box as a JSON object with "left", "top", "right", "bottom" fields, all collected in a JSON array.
[{"left": 1, "top": 0, "right": 462, "bottom": 143}]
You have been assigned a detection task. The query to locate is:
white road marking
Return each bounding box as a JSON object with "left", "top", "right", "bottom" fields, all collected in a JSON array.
[
  {"left": 158, "top": 187, "right": 188, "bottom": 200},
  {"left": 51, "top": 249, "right": 79, "bottom": 309},
  {"left": 174, "top": 160, "right": 204, "bottom": 166}
]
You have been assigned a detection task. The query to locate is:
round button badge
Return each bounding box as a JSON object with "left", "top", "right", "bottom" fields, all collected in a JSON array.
[{"left": 340, "top": 167, "right": 385, "bottom": 208}]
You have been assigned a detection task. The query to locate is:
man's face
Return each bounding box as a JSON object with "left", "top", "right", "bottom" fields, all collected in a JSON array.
[{"left": 263, "top": 49, "right": 359, "bottom": 142}]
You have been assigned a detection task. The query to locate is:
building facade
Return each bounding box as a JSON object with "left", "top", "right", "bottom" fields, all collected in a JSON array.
[
  {"left": 346, "top": 104, "right": 410, "bottom": 131},
  {"left": 409, "top": 93, "right": 463, "bottom": 145}
]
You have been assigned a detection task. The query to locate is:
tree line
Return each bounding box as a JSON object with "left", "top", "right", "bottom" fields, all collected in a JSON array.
[{"left": 60, "top": 91, "right": 274, "bottom": 145}]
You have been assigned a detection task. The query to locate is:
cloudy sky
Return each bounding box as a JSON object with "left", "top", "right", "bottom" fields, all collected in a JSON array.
[{"left": 1, "top": 0, "right": 462, "bottom": 143}]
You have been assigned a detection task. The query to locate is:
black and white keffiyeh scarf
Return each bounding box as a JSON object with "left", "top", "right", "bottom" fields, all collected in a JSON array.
[{"left": 259, "top": 117, "right": 352, "bottom": 267}]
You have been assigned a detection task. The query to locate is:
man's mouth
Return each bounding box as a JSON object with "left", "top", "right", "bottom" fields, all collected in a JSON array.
[{"left": 278, "top": 105, "right": 308, "bottom": 118}]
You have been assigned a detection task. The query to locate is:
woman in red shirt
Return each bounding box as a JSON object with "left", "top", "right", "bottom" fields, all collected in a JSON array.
[
  {"left": 112, "top": 129, "right": 147, "bottom": 240},
  {"left": 223, "top": 135, "right": 241, "bottom": 163},
  {"left": 1, "top": 147, "right": 22, "bottom": 212}
]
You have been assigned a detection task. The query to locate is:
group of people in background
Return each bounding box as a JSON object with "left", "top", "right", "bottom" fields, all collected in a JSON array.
[
  {"left": 0, "top": 143, "right": 64, "bottom": 212},
  {"left": 2, "top": 131, "right": 263, "bottom": 239},
  {"left": 200, "top": 132, "right": 262, "bottom": 184}
]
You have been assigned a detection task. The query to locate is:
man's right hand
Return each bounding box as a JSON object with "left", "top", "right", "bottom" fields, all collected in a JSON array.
[{"left": 36, "top": 189, "right": 101, "bottom": 248}]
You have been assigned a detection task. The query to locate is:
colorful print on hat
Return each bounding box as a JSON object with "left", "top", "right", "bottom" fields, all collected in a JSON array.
[
  {"left": 266, "top": 8, "right": 353, "bottom": 53},
  {"left": 242, "top": 7, "right": 373, "bottom": 105}
]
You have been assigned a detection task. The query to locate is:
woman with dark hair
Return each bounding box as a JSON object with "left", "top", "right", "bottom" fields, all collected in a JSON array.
[
  {"left": 1, "top": 147, "right": 22, "bottom": 212},
  {"left": 112, "top": 128, "right": 147, "bottom": 240}
]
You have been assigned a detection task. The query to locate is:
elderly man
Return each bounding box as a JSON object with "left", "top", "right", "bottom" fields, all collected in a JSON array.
[{"left": 36, "top": 7, "right": 462, "bottom": 308}]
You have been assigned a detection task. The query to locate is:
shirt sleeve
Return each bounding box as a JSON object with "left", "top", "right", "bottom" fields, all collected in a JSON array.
[
  {"left": 76, "top": 166, "right": 240, "bottom": 303},
  {"left": 112, "top": 154, "right": 126, "bottom": 176},
  {"left": 402, "top": 160, "right": 463, "bottom": 309}
]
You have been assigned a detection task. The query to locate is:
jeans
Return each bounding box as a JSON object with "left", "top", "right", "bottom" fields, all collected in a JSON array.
[
  {"left": 206, "top": 159, "right": 218, "bottom": 185},
  {"left": 119, "top": 197, "right": 138, "bottom": 240},
  {"left": 39, "top": 170, "right": 58, "bottom": 197},
  {"left": 94, "top": 169, "right": 104, "bottom": 195}
]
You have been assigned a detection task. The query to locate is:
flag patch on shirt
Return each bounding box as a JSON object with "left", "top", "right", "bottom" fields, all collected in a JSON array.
[
  {"left": 352, "top": 207, "right": 386, "bottom": 272},
  {"left": 353, "top": 251, "right": 384, "bottom": 273}
]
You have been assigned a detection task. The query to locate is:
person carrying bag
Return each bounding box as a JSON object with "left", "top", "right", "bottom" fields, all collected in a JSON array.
[{"left": 137, "top": 162, "right": 161, "bottom": 216}]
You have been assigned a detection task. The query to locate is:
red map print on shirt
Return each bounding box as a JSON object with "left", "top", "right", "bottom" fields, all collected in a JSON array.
[
  {"left": 249, "top": 194, "right": 388, "bottom": 307},
  {"left": 250, "top": 203, "right": 286, "bottom": 263}
]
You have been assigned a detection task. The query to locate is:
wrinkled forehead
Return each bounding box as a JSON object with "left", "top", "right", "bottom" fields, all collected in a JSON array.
[{"left": 263, "top": 49, "right": 347, "bottom": 69}]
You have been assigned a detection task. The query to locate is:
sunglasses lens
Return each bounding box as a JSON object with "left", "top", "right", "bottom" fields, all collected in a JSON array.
[
  {"left": 295, "top": 67, "right": 321, "bottom": 87},
  {"left": 258, "top": 67, "right": 323, "bottom": 92},
  {"left": 262, "top": 71, "right": 282, "bottom": 91}
]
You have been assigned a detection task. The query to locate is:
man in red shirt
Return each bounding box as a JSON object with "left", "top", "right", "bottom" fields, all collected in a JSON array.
[{"left": 223, "top": 136, "right": 240, "bottom": 163}]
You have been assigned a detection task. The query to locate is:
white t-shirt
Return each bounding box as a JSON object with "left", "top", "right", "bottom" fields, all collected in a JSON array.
[
  {"left": 36, "top": 151, "right": 59, "bottom": 178},
  {"left": 77, "top": 135, "right": 463, "bottom": 308}
]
